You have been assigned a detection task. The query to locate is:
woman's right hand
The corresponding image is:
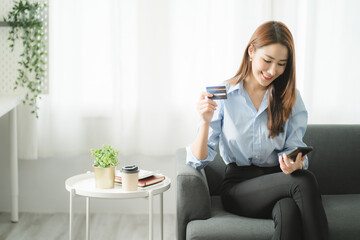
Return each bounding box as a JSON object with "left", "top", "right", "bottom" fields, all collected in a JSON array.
[{"left": 197, "top": 92, "right": 218, "bottom": 123}]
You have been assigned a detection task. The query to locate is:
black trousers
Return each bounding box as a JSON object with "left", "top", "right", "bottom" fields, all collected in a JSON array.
[{"left": 221, "top": 163, "right": 329, "bottom": 240}]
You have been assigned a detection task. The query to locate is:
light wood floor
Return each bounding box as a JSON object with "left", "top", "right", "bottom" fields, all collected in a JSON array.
[{"left": 0, "top": 212, "right": 176, "bottom": 240}]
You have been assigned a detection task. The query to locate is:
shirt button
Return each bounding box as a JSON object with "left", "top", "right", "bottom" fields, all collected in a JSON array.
[{"left": 255, "top": 134, "right": 259, "bottom": 138}]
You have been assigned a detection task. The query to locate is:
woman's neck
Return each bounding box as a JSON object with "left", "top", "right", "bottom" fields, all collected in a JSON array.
[{"left": 243, "top": 77, "right": 268, "bottom": 95}]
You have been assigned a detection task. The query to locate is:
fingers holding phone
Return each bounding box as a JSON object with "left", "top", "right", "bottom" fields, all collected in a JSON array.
[{"left": 279, "top": 152, "right": 306, "bottom": 174}]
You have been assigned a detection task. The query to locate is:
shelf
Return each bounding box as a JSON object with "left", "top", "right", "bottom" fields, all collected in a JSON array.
[{"left": 0, "top": 94, "right": 24, "bottom": 117}]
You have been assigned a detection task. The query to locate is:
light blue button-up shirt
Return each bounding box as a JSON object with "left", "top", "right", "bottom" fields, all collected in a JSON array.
[{"left": 186, "top": 81, "right": 309, "bottom": 170}]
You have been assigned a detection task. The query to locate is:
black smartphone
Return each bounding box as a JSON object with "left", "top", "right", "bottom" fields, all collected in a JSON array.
[{"left": 287, "top": 146, "right": 313, "bottom": 160}]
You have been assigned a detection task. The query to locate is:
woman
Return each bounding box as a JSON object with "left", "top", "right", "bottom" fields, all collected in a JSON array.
[{"left": 186, "top": 21, "right": 329, "bottom": 240}]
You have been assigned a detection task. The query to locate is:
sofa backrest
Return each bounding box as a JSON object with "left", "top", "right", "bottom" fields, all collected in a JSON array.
[
  {"left": 304, "top": 125, "right": 360, "bottom": 194},
  {"left": 204, "top": 124, "right": 360, "bottom": 195}
]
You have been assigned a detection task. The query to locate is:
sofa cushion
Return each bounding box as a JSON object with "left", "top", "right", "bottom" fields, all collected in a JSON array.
[
  {"left": 186, "top": 195, "right": 360, "bottom": 240},
  {"left": 322, "top": 194, "right": 360, "bottom": 240},
  {"left": 186, "top": 196, "right": 274, "bottom": 240}
]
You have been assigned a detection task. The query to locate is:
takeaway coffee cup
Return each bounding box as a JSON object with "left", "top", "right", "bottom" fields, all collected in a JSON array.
[{"left": 121, "top": 165, "right": 139, "bottom": 191}]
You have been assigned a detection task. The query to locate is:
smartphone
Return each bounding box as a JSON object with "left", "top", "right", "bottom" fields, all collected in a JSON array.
[{"left": 287, "top": 146, "right": 313, "bottom": 160}]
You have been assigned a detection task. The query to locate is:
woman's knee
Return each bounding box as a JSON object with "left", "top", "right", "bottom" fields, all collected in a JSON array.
[{"left": 293, "top": 170, "right": 319, "bottom": 191}]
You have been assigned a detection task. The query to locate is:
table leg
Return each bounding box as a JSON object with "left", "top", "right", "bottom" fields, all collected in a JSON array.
[
  {"left": 160, "top": 192, "right": 163, "bottom": 240},
  {"left": 86, "top": 197, "right": 90, "bottom": 240},
  {"left": 149, "top": 190, "right": 153, "bottom": 240},
  {"left": 69, "top": 188, "right": 75, "bottom": 240},
  {"left": 10, "top": 108, "right": 18, "bottom": 223}
]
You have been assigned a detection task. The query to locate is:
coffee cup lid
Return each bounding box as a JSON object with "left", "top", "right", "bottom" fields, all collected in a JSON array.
[{"left": 121, "top": 165, "right": 139, "bottom": 173}]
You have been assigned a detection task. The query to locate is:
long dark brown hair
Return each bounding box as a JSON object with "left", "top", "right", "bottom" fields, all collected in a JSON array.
[{"left": 228, "top": 21, "right": 297, "bottom": 138}]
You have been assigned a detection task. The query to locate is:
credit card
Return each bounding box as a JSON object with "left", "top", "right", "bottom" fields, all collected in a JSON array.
[{"left": 206, "top": 85, "right": 227, "bottom": 100}]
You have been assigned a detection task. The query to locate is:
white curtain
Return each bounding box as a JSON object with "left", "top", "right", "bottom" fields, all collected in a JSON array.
[
  {"left": 24, "top": 0, "right": 360, "bottom": 159},
  {"left": 272, "top": 0, "right": 360, "bottom": 123},
  {"left": 304, "top": 0, "right": 360, "bottom": 123}
]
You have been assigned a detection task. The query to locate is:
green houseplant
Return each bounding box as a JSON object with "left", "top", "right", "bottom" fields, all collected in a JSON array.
[
  {"left": 4, "top": 0, "right": 47, "bottom": 118},
  {"left": 90, "top": 144, "right": 120, "bottom": 189}
]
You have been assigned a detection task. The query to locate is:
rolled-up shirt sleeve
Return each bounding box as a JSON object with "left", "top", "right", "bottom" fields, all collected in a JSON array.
[
  {"left": 278, "top": 90, "right": 309, "bottom": 169},
  {"left": 186, "top": 101, "right": 224, "bottom": 170}
]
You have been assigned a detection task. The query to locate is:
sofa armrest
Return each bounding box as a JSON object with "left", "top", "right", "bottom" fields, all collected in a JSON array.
[{"left": 176, "top": 148, "right": 211, "bottom": 240}]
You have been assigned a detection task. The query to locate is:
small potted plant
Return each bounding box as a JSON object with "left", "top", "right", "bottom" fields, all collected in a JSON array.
[{"left": 90, "top": 144, "right": 120, "bottom": 189}]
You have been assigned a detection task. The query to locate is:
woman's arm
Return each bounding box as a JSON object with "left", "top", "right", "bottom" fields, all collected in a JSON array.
[
  {"left": 190, "top": 92, "right": 217, "bottom": 160},
  {"left": 191, "top": 121, "right": 211, "bottom": 160},
  {"left": 279, "top": 90, "right": 309, "bottom": 174}
]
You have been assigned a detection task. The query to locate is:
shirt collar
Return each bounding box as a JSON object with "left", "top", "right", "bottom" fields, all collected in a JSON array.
[
  {"left": 228, "top": 80, "right": 269, "bottom": 114},
  {"left": 227, "top": 81, "right": 243, "bottom": 95}
]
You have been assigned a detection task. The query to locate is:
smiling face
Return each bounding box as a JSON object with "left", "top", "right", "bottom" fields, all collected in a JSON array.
[{"left": 248, "top": 43, "right": 288, "bottom": 89}]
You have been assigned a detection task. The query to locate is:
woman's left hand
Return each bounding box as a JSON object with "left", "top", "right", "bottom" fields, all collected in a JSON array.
[{"left": 279, "top": 152, "right": 306, "bottom": 174}]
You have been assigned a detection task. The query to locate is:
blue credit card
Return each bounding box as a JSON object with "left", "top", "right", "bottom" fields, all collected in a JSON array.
[{"left": 206, "top": 86, "right": 227, "bottom": 100}]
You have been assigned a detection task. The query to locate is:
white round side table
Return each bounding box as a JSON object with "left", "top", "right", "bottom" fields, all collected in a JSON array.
[{"left": 65, "top": 172, "right": 171, "bottom": 240}]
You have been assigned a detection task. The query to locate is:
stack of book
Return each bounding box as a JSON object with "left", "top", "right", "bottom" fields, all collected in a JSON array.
[{"left": 115, "top": 169, "right": 166, "bottom": 188}]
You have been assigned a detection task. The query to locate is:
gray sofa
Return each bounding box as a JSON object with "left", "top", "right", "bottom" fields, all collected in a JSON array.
[{"left": 176, "top": 125, "right": 360, "bottom": 240}]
